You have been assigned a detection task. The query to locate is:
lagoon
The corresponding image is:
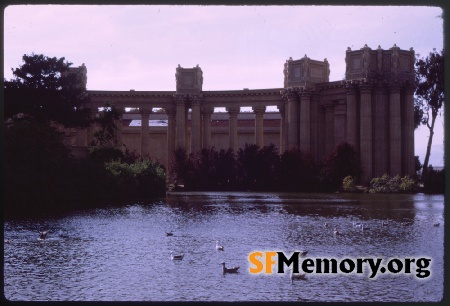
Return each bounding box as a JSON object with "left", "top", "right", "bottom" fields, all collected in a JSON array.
[{"left": 3, "top": 192, "right": 444, "bottom": 302}]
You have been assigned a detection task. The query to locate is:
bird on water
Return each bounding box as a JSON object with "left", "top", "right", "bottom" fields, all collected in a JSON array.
[{"left": 221, "top": 262, "right": 239, "bottom": 274}]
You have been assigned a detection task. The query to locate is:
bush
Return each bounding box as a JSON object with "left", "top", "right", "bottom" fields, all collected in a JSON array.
[
  {"left": 105, "top": 159, "right": 166, "bottom": 199},
  {"left": 342, "top": 176, "right": 356, "bottom": 192},
  {"left": 366, "top": 174, "right": 417, "bottom": 193}
]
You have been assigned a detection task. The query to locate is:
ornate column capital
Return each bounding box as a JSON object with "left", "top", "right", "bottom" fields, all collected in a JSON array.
[
  {"left": 252, "top": 105, "right": 266, "bottom": 115},
  {"left": 343, "top": 80, "right": 358, "bottom": 95},
  {"left": 299, "top": 88, "right": 312, "bottom": 99},
  {"left": 173, "top": 94, "right": 188, "bottom": 104},
  {"left": 190, "top": 94, "right": 203, "bottom": 106},
  {"left": 359, "top": 83, "right": 373, "bottom": 94},
  {"left": 226, "top": 106, "right": 240, "bottom": 116},
  {"left": 388, "top": 83, "right": 401, "bottom": 94},
  {"left": 280, "top": 88, "right": 298, "bottom": 101}
]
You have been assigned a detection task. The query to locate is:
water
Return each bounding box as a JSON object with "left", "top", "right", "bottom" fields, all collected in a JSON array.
[{"left": 3, "top": 192, "right": 444, "bottom": 302}]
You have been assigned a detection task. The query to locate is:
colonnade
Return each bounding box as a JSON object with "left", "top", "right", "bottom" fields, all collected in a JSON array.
[
  {"left": 345, "top": 80, "right": 415, "bottom": 182},
  {"left": 162, "top": 95, "right": 276, "bottom": 157}
]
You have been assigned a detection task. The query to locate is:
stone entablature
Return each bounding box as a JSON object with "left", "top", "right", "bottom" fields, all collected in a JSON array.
[{"left": 68, "top": 44, "right": 416, "bottom": 183}]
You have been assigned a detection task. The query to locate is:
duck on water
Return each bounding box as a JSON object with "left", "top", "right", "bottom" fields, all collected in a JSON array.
[{"left": 221, "top": 262, "right": 239, "bottom": 274}]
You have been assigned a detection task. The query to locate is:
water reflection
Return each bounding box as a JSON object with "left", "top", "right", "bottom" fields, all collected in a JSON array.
[{"left": 4, "top": 192, "right": 444, "bottom": 302}]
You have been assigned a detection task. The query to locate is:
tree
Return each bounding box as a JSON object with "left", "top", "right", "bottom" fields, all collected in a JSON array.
[
  {"left": 4, "top": 53, "right": 91, "bottom": 127},
  {"left": 278, "top": 148, "right": 318, "bottom": 192},
  {"left": 320, "top": 142, "right": 361, "bottom": 191},
  {"left": 414, "top": 49, "right": 444, "bottom": 180}
]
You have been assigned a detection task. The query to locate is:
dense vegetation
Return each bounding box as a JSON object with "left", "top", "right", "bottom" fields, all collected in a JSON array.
[
  {"left": 4, "top": 54, "right": 166, "bottom": 218},
  {"left": 171, "top": 142, "right": 362, "bottom": 192}
]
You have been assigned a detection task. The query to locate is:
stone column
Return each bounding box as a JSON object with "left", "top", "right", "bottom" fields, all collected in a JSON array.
[
  {"left": 283, "top": 89, "right": 298, "bottom": 149},
  {"left": 404, "top": 85, "right": 415, "bottom": 176},
  {"left": 140, "top": 107, "right": 152, "bottom": 156},
  {"left": 164, "top": 106, "right": 176, "bottom": 166},
  {"left": 253, "top": 105, "right": 266, "bottom": 147},
  {"left": 277, "top": 103, "right": 287, "bottom": 153},
  {"left": 346, "top": 83, "right": 358, "bottom": 150},
  {"left": 174, "top": 95, "right": 187, "bottom": 149},
  {"left": 300, "top": 91, "right": 311, "bottom": 152},
  {"left": 226, "top": 106, "right": 240, "bottom": 152},
  {"left": 359, "top": 84, "right": 373, "bottom": 183},
  {"left": 389, "top": 84, "right": 401, "bottom": 177},
  {"left": 201, "top": 106, "right": 214, "bottom": 149},
  {"left": 324, "top": 102, "right": 335, "bottom": 155},
  {"left": 190, "top": 95, "right": 202, "bottom": 153},
  {"left": 373, "top": 86, "right": 389, "bottom": 177},
  {"left": 310, "top": 94, "right": 319, "bottom": 160}
]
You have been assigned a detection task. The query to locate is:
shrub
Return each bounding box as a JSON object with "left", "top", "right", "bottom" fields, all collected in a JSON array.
[
  {"left": 105, "top": 159, "right": 166, "bottom": 199},
  {"left": 342, "top": 176, "right": 356, "bottom": 192},
  {"left": 366, "top": 174, "right": 417, "bottom": 193}
]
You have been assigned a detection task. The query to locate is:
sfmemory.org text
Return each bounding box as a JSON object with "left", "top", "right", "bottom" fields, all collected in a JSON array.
[{"left": 248, "top": 251, "right": 432, "bottom": 279}]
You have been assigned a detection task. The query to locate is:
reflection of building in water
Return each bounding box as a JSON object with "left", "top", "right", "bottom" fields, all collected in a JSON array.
[{"left": 66, "top": 44, "right": 416, "bottom": 183}]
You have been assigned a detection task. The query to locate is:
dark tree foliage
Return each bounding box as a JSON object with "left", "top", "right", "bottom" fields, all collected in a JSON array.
[
  {"left": 278, "top": 148, "right": 319, "bottom": 192},
  {"left": 320, "top": 142, "right": 361, "bottom": 191},
  {"left": 236, "top": 144, "right": 280, "bottom": 191},
  {"left": 170, "top": 147, "right": 190, "bottom": 188},
  {"left": 414, "top": 49, "right": 444, "bottom": 179},
  {"left": 4, "top": 53, "right": 91, "bottom": 127},
  {"left": 4, "top": 118, "right": 74, "bottom": 216},
  {"left": 422, "top": 166, "right": 445, "bottom": 194},
  {"left": 88, "top": 104, "right": 125, "bottom": 163},
  {"left": 185, "top": 147, "right": 236, "bottom": 191}
]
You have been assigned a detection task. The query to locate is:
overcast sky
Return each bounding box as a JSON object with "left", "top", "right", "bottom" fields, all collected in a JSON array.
[{"left": 3, "top": 5, "right": 445, "bottom": 166}]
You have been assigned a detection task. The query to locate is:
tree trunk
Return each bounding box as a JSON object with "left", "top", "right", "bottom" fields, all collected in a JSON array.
[{"left": 421, "top": 113, "right": 437, "bottom": 180}]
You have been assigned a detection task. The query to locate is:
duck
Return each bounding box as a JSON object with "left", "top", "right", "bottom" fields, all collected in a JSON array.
[
  {"left": 170, "top": 251, "right": 184, "bottom": 260},
  {"left": 333, "top": 227, "right": 339, "bottom": 236},
  {"left": 352, "top": 221, "right": 362, "bottom": 228},
  {"left": 298, "top": 250, "right": 308, "bottom": 257},
  {"left": 324, "top": 222, "right": 329, "bottom": 228},
  {"left": 166, "top": 232, "right": 174, "bottom": 237},
  {"left": 290, "top": 270, "right": 307, "bottom": 283},
  {"left": 58, "top": 230, "right": 69, "bottom": 238},
  {"left": 381, "top": 220, "right": 388, "bottom": 227},
  {"left": 361, "top": 224, "right": 370, "bottom": 230},
  {"left": 39, "top": 230, "right": 49, "bottom": 240},
  {"left": 216, "top": 241, "right": 224, "bottom": 251},
  {"left": 221, "top": 262, "right": 240, "bottom": 274}
]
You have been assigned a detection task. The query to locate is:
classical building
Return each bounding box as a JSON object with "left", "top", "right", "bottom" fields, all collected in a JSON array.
[{"left": 67, "top": 44, "right": 416, "bottom": 183}]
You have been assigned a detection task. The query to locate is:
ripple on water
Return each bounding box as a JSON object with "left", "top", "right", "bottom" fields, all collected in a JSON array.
[{"left": 3, "top": 193, "right": 444, "bottom": 302}]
